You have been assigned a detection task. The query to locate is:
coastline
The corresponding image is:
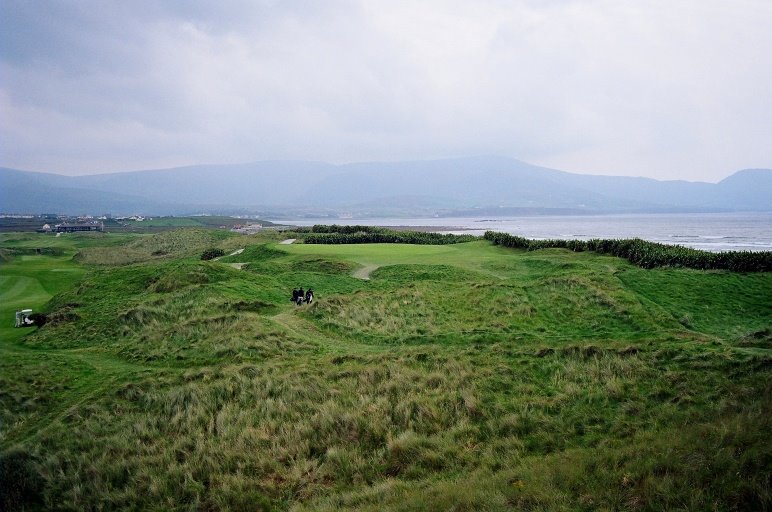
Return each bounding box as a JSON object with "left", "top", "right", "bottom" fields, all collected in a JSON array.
[{"left": 276, "top": 212, "right": 772, "bottom": 252}]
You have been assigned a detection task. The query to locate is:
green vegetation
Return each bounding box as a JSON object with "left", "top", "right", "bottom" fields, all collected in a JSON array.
[
  {"left": 300, "top": 225, "right": 477, "bottom": 245},
  {"left": 73, "top": 229, "right": 241, "bottom": 266},
  {"left": 485, "top": 230, "right": 772, "bottom": 272},
  {"left": 201, "top": 248, "right": 226, "bottom": 261},
  {"left": 1, "top": 229, "right": 770, "bottom": 511},
  {"left": 109, "top": 216, "right": 273, "bottom": 231},
  {"left": 0, "top": 215, "right": 275, "bottom": 234}
]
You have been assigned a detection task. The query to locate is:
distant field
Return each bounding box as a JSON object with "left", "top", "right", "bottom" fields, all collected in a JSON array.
[
  {"left": 0, "top": 215, "right": 275, "bottom": 233},
  {"left": 114, "top": 216, "right": 269, "bottom": 229},
  {"left": 1, "top": 230, "right": 770, "bottom": 511}
]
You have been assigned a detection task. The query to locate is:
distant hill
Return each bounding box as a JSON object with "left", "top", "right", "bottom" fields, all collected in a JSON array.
[
  {"left": 714, "top": 169, "right": 772, "bottom": 211},
  {"left": 1, "top": 157, "right": 770, "bottom": 216},
  {"left": 0, "top": 168, "right": 177, "bottom": 215}
]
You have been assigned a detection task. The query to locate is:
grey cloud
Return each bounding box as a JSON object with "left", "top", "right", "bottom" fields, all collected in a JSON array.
[{"left": 1, "top": 0, "right": 770, "bottom": 180}]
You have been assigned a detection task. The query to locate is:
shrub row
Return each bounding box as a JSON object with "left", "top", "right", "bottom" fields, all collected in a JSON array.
[
  {"left": 310, "top": 224, "right": 384, "bottom": 234},
  {"left": 1, "top": 247, "right": 66, "bottom": 257},
  {"left": 289, "top": 225, "right": 383, "bottom": 234},
  {"left": 484, "top": 231, "right": 772, "bottom": 272},
  {"left": 304, "top": 230, "right": 478, "bottom": 245}
]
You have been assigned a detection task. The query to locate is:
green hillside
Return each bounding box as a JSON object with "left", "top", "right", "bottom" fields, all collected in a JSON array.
[{"left": 1, "top": 230, "right": 770, "bottom": 511}]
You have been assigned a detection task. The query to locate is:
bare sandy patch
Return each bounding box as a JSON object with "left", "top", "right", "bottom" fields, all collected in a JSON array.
[{"left": 353, "top": 264, "right": 380, "bottom": 280}]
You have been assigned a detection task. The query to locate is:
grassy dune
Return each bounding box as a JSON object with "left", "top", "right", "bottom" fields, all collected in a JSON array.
[{"left": 1, "top": 231, "right": 770, "bottom": 511}]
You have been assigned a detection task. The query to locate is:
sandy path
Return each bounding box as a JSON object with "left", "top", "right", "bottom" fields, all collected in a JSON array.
[
  {"left": 279, "top": 239, "right": 296, "bottom": 244},
  {"left": 213, "top": 248, "right": 245, "bottom": 267}
]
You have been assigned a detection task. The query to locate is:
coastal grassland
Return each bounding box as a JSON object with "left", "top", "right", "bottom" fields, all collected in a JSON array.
[
  {"left": 118, "top": 216, "right": 241, "bottom": 228},
  {"left": 72, "top": 228, "right": 246, "bottom": 265},
  {"left": 1, "top": 231, "right": 770, "bottom": 511},
  {"left": 107, "top": 215, "right": 277, "bottom": 232}
]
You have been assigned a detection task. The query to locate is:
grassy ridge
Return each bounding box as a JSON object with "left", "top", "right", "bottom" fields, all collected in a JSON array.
[{"left": 1, "top": 230, "right": 770, "bottom": 510}]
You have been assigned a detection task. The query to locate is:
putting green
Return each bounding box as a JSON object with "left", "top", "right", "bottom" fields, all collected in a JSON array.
[
  {"left": 273, "top": 240, "right": 507, "bottom": 275},
  {"left": 0, "top": 275, "right": 49, "bottom": 306}
]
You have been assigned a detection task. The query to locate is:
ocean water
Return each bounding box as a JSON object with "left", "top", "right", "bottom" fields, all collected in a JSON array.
[{"left": 278, "top": 212, "right": 772, "bottom": 252}]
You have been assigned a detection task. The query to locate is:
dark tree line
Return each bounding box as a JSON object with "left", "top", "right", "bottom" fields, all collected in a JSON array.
[
  {"left": 302, "top": 226, "right": 477, "bottom": 245},
  {"left": 290, "top": 225, "right": 385, "bottom": 234}
]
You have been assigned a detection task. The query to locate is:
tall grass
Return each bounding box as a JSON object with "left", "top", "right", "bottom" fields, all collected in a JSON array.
[
  {"left": 1, "top": 230, "right": 769, "bottom": 510},
  {"left": 75, "top": 229, "right": 237, "bottom": 265}
]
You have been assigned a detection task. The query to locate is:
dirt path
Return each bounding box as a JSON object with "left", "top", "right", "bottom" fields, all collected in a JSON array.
[
  {"left": 213, "top": 248, "right": 244, "bottom": 262},
  {"left": 270, "top": 312, "right": 347, "bottom": 353},
  {"left": 279, "top": 239, "right": 296, "bottom": 244},
  {"left": 353, "top": 264, "right": 380, "bottom": 280},
  {"left": 212, "top": 248, "right": 246, "bottom": 267}
]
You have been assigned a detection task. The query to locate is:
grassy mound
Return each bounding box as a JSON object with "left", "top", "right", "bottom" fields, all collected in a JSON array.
[{"left": 75, "top": 229, "right": 238, "bottom": 265}]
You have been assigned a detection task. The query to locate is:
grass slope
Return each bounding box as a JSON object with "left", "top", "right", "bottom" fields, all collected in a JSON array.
[{"left": 1, "top": 231, "right": 770, "bottom": 511}]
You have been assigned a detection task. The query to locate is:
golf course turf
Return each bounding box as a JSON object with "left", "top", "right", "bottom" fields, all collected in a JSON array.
[{"left": 1, "top": 229, "right": 770, "bottom": 511}]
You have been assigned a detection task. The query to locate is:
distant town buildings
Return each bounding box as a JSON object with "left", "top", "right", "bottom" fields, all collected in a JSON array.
[
  {"left": 231, "top": 223, "right": 263, "bottom": 234},
  {"left": 115, "top": 215, "right": 148, "bottom": 221}
]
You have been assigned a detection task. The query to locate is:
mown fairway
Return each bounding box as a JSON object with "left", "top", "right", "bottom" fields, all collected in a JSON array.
[{"left": 1, "top": 230, "right": 770, "bottom": 511}]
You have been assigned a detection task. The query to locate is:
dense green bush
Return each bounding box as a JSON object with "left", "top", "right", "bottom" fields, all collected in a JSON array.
[
  {"left": 484, "top": 230, "right": 772, "bottom": 272},
  {"left": 299, "top": 224, "right": 478, "bottom": 244},
  {"left": 310, "top": 224, "right": 383, "bottom": 234},
  {"left": 284, "top": 225, "right": 379, "bottom": 234},
  {"left": 200, "top": 248, "right": 225, "bottom": 261},
  {"left": 304, "top": 230, "right": 477, "bottom": 245}
]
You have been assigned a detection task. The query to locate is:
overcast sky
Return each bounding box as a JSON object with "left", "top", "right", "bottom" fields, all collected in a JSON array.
[{"left": 1, "top": 1, "right": 771, "bottom": 181}]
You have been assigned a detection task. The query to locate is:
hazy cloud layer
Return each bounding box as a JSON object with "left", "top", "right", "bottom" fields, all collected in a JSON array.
[{"left": 1, "top": 0, "right": 771, "bottom": 181}]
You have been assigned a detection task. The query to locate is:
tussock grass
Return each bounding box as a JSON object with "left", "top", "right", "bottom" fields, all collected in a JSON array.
[
  {"left": 75, "top": 229, "right": 237, "bottom": 265},
  {"left": 1, "top": 231, "right": 769, "bottom": 510}
]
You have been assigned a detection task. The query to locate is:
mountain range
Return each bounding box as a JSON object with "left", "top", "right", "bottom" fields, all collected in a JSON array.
[{"left": 1, "top": 156, "right": 770, "bottom": 217}]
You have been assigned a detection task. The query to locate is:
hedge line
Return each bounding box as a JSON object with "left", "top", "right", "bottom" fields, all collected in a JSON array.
[
  {"left": 1, "top": 247, "right": 66, "bottom": 257},
  {"left": 484, "top": 231, "right": 772, "bottom": 272},
  {"left": 303, "top": 229, "right": 477, "bottom": 245},
  {"left": 311, "top": 225, "right": 382, "bottom": 234}
]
